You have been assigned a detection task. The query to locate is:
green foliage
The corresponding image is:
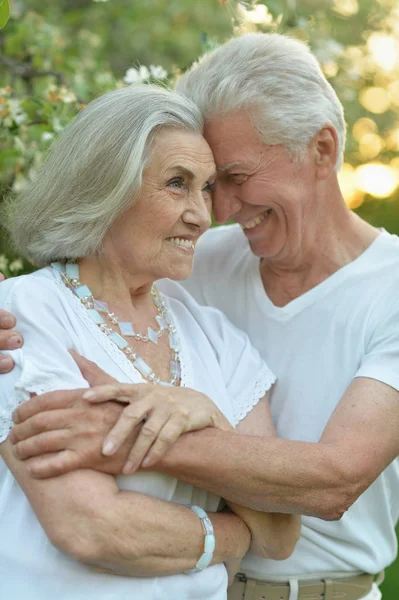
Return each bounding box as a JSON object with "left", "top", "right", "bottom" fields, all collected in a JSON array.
[
  {"left": 1, "top": 0, "right": 399, "bottom": 266},
  {"left": 0, "top": 3, "right": 398, "bottom": 594},
  {"left": 0, "top": 0, "right": 10, "bottom": 29}
]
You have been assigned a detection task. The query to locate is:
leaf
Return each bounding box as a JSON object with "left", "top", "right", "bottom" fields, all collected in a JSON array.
[{"left": 0, "top": 0, "right": 10, "bottom": 29}]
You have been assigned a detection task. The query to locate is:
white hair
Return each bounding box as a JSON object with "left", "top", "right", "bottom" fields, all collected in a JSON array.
[
  {"left": 176, "top": 33, "right": 346, "bottom": 169},
  {"left": 5, "top": 84, "right": 203, "bottom": 266}
]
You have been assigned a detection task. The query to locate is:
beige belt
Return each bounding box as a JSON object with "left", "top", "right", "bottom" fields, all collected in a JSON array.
[{"left": 228, "top": 573, "right": 374, "bottom": 600}]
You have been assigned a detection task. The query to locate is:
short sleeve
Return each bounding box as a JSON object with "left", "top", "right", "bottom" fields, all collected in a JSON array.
[
  {"left": 158, "top": 278, "right": 276, "bottom": 426},
  {"left": 355, "top": 287, "right": 399, "bottom": 391},
  {"left": 0, "top": 275, "right": 89, "bottom": 443},
  {"left": 206, "top": 308, "right": 276, "bottom": 425}
]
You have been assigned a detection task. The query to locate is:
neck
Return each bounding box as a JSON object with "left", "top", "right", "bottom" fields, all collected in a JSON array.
[
  {"left": 260, "top": 185, "right": 379, "bottom": 306},
  {"left": 77, "top": 255, "right": 154, "bottom": 314}
]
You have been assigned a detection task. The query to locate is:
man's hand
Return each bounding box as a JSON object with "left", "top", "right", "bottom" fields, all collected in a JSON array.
[
  {"left": 0, "top": 308, "right": 23, "bottom": 372},
  {"left": 10, "top": 388, "right": 131, "bottom": 478}
]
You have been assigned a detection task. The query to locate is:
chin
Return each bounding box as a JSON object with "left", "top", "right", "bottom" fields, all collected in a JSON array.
[
  {"left": 249, "top": 240, "right": 284, "bottom": 260},
  {"left": 162, "top": 266, "right": 193, "bottom": 281}
]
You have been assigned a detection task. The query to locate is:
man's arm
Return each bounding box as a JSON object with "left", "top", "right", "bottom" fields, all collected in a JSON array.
[
  {"left": 1, "top": 437, "right": 251, "bottom": 576},
  {"left": 154, "top": 377, "right": 399, "bottom": 519},
  {"left": 11, "top": 377, "right": 399, "bottom": 520}
]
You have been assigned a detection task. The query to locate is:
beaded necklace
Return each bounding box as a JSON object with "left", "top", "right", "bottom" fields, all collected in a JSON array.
[{"left": 52, "top": 262, "right": 181, "bottom": 386}]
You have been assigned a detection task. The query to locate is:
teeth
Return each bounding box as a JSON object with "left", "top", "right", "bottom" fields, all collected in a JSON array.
[
  {"left": 168, "top": 237, "right": 195, "bottom": 249},
  {"left": 242, "top": 210, "right": 271, "bottom": 230}
]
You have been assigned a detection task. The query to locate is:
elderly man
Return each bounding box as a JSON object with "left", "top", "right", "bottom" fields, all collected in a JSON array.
[{"left": 0, "top": 34, "right": 398, "bottom": 600}]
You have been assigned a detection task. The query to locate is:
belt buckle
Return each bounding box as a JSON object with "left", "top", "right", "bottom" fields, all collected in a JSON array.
[{"left": 236, "top": 572, "right": 247, "bottom": 583}]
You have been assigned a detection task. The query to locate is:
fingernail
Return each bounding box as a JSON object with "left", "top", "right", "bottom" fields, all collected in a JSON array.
[
  {"left": 12, "top": 410, "right": 19, "bottom": 424},
  {"left": 141, "top": 457, "right": 152, "bottom": 468},
  {"left": 8, "top": 336, "right": 22, "bottom": 350},
  {"left": 122, "top": 461, "right": 135, "bottom": 474},
  {"left": 82, "top": 390, "right": 97, "bottom": 401},
  {"left": 102, "top": 440, "right": 115, "bottom": 456},
  {"left": 0, "top": 316, "right": 14, "bottom": 327},
  {"left": 0, "top": 355, "right": 12, "bottom": 367}
]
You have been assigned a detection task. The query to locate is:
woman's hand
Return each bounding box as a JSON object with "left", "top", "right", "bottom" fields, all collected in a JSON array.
[
  {"left": 82, "top": 380, "right": 234, "bottom": 474},
  {"left": 10, "top": 352, "right": 234, "bottom": 477}
]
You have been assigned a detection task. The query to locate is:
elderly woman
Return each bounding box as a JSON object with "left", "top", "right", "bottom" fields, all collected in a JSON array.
[{"left": 0, "top": 84, "right": 299, "bottom": 599}]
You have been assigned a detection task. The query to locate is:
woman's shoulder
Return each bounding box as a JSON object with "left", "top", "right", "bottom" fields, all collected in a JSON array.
[{"left": 0, "top": 267, "right": 70, "bottom": 315}]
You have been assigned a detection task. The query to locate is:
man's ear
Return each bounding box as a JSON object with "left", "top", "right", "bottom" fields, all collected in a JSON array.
[{"left": 312, "top": 126, "right": 339, "bottom": 180}]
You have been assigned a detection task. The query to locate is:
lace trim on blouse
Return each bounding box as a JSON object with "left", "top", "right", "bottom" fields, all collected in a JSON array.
[{"left": 232, "top": 363, "right": 276, "bottom": 426}]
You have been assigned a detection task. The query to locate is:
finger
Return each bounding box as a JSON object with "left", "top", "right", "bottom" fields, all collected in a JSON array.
[
  {"left": 82, "top": 383, "right": 140, "bottom": 404},
  {"left": 0, "top": 273, "right": 5, "bottom": 283},
  {"left": 141, "top": 417, "right": 185, "bottom": 468},
  {"left": 26, "top": 450, "right": 81, "bottom": 479},
  {"left": 12, "top": 389, "right": 85, "bottom": 424},
  {"left": 11, "top": 408, "right": 79, "bottom": 442},
  {"left": 102, "top": 400, "right": 152, "bottom": 457},
  {"left": 13, "top": 429, "right": 70, "bottom": 460},
  {"left": 121, "top": 408, "right": 170, "bottom": 474},
  {"left": 0, "top": 309, "right": 16, "bottom": 329},
  {"left": 70, "top": 350, "right": 117, "bottom": 386},
  {"left": 0, "top": 330, "right": 23, "bottom": 351},
  {"left": 0, "top": 354, "right": 14, "bottom": 373}
]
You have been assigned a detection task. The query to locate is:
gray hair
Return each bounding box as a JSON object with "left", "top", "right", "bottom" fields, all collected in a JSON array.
[
  {"left": 176, "top": 33, "right": 346, "bottom": 169},
  {"left": 5, "top": 84, "right": 203, "bottom": 265}
]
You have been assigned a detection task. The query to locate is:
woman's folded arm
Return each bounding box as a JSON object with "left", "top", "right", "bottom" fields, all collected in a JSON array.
[{"left": 0, "top": 438, "right": 250, "bottom": 577}]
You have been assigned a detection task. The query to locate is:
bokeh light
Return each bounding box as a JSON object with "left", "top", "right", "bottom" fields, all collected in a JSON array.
[
  {"left": 359, "top": 87, "right": 391, "bottom": 114},
  {"left": 367, "top": 33, "right": 399, "bottom": 71},
  {"left": 355, "top": 163, "right": 399, "bottom": 198}
]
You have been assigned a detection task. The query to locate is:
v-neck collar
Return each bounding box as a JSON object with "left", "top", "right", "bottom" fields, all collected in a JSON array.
[{"left": 250, "top": 230, "right": 391, "bottom": 321}]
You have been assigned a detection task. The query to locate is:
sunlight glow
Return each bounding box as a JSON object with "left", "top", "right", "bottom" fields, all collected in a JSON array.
[
  {"left": 359, "top": 87, "right": 391, "bottom": 114},
  {"left": 239, "top": 3, "right": 273, "bottom": 24},
  {"left": 355, "top": 163, "right": 399, "bottom": 198},
  {"left": 338, "top": 163, "right": 364, "bottom": 208},
  {"left": 367, "top": 33, "right": 399, "bottom": 71}
]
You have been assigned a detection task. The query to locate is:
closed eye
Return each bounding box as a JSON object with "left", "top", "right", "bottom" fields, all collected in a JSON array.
[
  {"left": 202, "top": 182, "right": 216, "bottom": 194},
  {"left": 228, "top": 173, "right": 248, "bottom": 185}
]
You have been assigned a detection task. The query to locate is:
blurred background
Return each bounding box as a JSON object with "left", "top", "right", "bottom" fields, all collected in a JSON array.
[{"left": 0, "top": 0, "right": 398, "bottom": 595}]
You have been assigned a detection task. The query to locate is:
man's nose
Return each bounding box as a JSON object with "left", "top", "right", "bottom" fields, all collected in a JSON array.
[{"left": 213, "top": 184, "right": 242, "bottom": 224}]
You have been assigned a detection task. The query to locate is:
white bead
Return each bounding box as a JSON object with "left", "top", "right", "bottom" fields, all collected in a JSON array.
[
  {"left": 109, "top": 331, "right": 129, "bottom": 349},
  {"left": 66, "top": 263, "right": 80, "bottom": 280},
  {"left": 156, "top": 316, "right": 167, "bottom": 330},
  {"left": 87, "top": 309, "right": 104, "bottom": 324},
  {"left": 93, "top": 299, "right": 109, "bottom": 313},
  {"left": 133, "top": 358, "right": 153, "bottom": 377},
  {"left": 147, "top": 327, "right": 158, "bottom": 344},
  {"left": 119, "top": 322, "right": 135, "bottom": 336},
  {"left": 75, "top": 285, "right": 92, "bottom": 299}
]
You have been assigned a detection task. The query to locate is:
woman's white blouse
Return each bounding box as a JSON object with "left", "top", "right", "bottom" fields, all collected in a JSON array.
[{"left": 0, "top": 268, "right": 275, "bottom": 600}]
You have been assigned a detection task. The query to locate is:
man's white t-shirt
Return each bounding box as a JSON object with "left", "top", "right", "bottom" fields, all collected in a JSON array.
[
  {"left": 0, "top": 266, "right": 275, "bottom": 600},
  {"left": 176, "top": 224, "right": 399, "bottom": 579}
]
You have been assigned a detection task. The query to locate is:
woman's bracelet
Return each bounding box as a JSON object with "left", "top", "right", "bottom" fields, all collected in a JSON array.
[{"left": 185, "top": 505, "right": 216, "bottom": 574}]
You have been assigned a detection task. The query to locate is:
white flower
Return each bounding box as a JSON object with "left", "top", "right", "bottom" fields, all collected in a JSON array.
[
  {"left": 123, "top": 65, "right": 150, "bottom": 85},
  {"left": 0, "top": 255, "right": 8, "bottom": 272},
  {"left": 41, "top": 132, "right": 55, "bottom": 143},
  {"left": 150, "top": 65, "right": 168, "bottom": 80},
  {"left": 9, "top": 259, "right": 24, "bottom": 273},
  {"left": 138, "top": 65, "right": 150, "bottom": 80}
]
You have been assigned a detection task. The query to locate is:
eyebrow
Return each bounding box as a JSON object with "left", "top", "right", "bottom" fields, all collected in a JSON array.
[
  {"left": 166, "top": 165, "right": 216, "bottom": 180},
  {"left": 216, "top": 162, "right": 244, "bottom": 172}
]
